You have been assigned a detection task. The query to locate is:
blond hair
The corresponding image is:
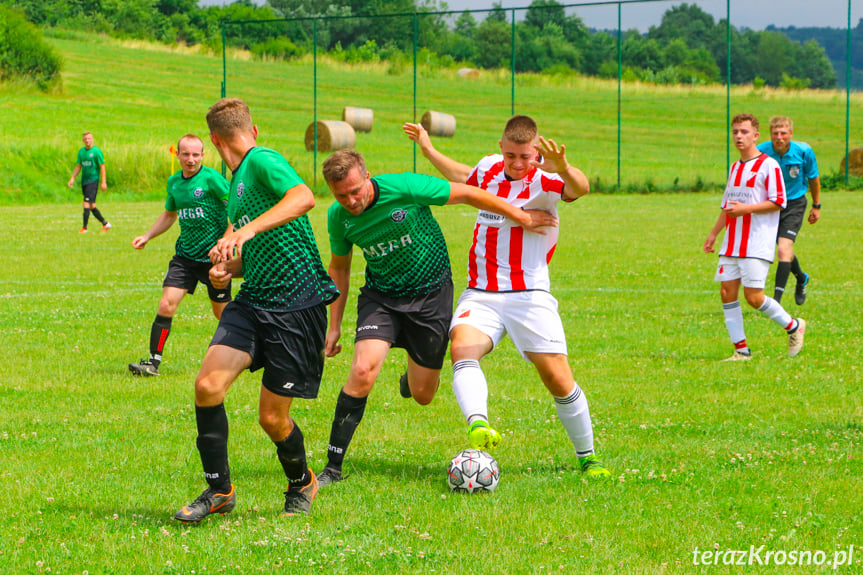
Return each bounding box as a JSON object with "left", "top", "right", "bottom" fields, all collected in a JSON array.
[{"left": 769, "top": 116, "right": 793, "bottom": 131}]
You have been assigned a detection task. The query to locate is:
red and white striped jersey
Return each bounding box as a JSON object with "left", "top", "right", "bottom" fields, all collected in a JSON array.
[
  {"left": 719, "top": 153, "right": 786, "bottom": 262},
  {"left": 464, "top": 154, "right": 573, "bottom": 292}
]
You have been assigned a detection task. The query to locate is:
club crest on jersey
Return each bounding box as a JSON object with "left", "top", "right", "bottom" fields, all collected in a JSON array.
[
  {"left": 390, "top": 208, "right": 407, "bottom": 223},
  {"left": 789, "top": 166, "right": 800, "bottom": 178},
  {"left": 236, "top": 182, "right": 244, "bottom": 198},
  {"left": 194, "top": 187, "right": 204, "bottom": 198}
]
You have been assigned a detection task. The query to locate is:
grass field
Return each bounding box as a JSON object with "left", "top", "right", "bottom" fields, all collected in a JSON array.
[
  {"left": 0, "top": 32, "right": 861, "bottom": 205},
  {"left": 1, "top": 189, "right": 861, "bottom": 573}
]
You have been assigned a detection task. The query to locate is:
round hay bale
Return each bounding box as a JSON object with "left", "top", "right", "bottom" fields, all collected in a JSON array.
[
  {"left": 421, "top": 110, "right": 456, "bottom": 138},
  {"left": 457, "top": 68, "right": 479, "bottom": 78},
  {"left": 342, "top": 106, "right": 374, "bottom": 133},
  {"left": 839, "top": 147, "right": 863, "bottom": 177},
  {"left": 304, "top": 120, "right": 356, "bottom": 152}
]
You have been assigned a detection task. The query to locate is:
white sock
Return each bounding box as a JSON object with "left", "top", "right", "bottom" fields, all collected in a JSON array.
[
  {"left": 452, "top": 359, "right": 488, "bottom": 424},
  {"left": 758, "top": 296, "right": 795, "bottom": 331},
  {"left": 722, "top": 301, "right": 747, "bottom": 347},
  {"left": 554, "top": 384, "right": 594, "bottom": 458}
]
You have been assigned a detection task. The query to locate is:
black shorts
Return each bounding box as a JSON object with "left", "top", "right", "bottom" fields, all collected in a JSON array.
[
  {"left": 778, "top": 196, "right": 807, "bottom": 242},
  {"left": 82, "top": 182, "right": 99, "bottom": 203},
  {"left": 210, "top": 300, "right": 327, "bottom": 398},
  {"left": 163, "top": 254, "right": 232, "bottom": 303},
  {"left": 354, "top": 281, "right": 453, "bottom": 370}
]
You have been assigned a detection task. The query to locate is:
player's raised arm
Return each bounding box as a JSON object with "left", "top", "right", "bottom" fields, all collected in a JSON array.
[
  {"left": 403, "top": 122, "right": 473, "bottom": 183},
  {"left": 533, "top": 136, "right": 589, "bottom": 200},
  {"left": 447, "top": 182, "right": 558, "bottom": 234}
]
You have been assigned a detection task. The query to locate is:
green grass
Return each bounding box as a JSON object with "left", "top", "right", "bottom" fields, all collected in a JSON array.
[
  {"left": 1, "top": 33, "right": 861, "bottom": 205},
  {"left": 1, "top": 191, "right": 861, "bottom": 573}
]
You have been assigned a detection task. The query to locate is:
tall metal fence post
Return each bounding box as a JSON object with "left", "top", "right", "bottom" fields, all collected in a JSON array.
[
  {"left": 221, "top": 22, "right": 227, "bottom": 177},
  {"left": 726, "top": 0, "right": 731, "bottom": 173},
  {"left": 313, "top": 18, "right": 318, "bottom": 186},
  {"left": 617, "top": 2, "right": 622, "bottom": 190},
  {"left": 413, "top": 13, "right": 418, "bottom": 173},
  {"left": 511, "top": 9, "right": 516, "bottom": 116},
  {"left": 846, "top": 0, "right": 851, "bottom": 185}
]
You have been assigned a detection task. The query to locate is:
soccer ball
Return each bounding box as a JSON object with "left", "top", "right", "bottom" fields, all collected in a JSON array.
[{"left": 447, "top": 448, "right": 500, "bottom": 493}]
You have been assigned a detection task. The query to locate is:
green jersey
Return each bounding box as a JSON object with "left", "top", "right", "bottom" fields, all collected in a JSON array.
[
  {"left": 228, "top": 147, "right": 338, "bottom": 311},
  {"left": 328, "top": 172, "right": 452, "bottom": 298},
  {"left": 76, "top": 146, "right": 104, "bottom": 185},
  {"left": 165, "top": 166, "right": 230, "bottom": 263}
]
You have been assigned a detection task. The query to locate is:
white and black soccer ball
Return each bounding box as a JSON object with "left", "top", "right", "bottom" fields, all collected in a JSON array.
[{"left": 447, "top": 448, "right": 500, "bottom": 493}]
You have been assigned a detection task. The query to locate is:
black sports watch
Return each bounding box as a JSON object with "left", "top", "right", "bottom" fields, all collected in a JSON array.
[{"left": 812, "top": 203, "right": 822, "bottom": 209}]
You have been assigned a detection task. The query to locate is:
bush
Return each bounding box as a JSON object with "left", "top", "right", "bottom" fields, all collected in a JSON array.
[
  {"left": 0, "top": 6, "right": 63, "bottom": 91},
  {"left": 250, "top": 37, "right": 304, "bottom": 62},
  {"left": 780, "top": 72, "right": 811, "bottom": 90}
]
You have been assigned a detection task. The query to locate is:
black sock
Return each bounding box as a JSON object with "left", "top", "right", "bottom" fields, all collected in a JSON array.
[
  {"left": 790, "top": 255, "right": 804, "bottom": 280},
  {"left": 149, "top": 314, "right": 172, "bottom": 367},
  {"left": 774, "top": 261, "right": 791, "bottom": 302},
  {"left": 91, "top": 208, "right": 106, "bottom": 225},
  {"left": 275, "top": 424, "right": 309, "bottom": 488},
  {"left": 83, "top": 208, "right": 90, "bottom": 228},
  {"left": 326, "top": 390, "right": 368, "bottom": 471},
  {"left": 195, "top": 403, "right": 231, "bottom": 492}
]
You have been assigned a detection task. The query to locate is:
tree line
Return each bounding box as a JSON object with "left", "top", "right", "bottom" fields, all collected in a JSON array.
[{"left": 3, "top": 0, "right": 856, "bottom": 91}]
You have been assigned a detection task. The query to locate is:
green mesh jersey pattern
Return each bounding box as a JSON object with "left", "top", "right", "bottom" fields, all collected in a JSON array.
[
  {"left": 328, "top": 172, "right": 451, "bottom": 298},
  {"left": 76, "top": 146, "right": 104, "bottom": 184},
  {"left": 165, "top": 166, "right": 230, "bottom": 262},
  {"left": 229, "top": 147, "right": 338, "bottom": 311}
]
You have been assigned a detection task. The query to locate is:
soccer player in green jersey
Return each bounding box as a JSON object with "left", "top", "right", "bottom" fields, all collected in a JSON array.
[
  {"left": 67, "top": 131, "right": 111, "bottom": 233},
  {"left": 315, "top": 149, "right": 557, "bottom": 488},
  {"left": 173, "top": 99, "right": 338, "bottom": 522},
  {"left": 129, "top": 134, "right": 231, "bottom": 377}
]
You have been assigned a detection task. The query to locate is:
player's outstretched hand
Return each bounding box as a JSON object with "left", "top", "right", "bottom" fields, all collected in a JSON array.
[
  {"left": 132, "top": 235, "right": 148, "bottom": 249},
  {"left": 532, "top": 136, "right": 569, "bottom": 174},
  {"left": 521, "top": 209, "right": 559, "bottom": 235},
  {"left": 403, "top": 122, "right": 432, "bottom": 150}
]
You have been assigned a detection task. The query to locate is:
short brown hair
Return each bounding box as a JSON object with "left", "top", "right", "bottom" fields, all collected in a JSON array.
[
  {"left": 322, "top": 149, "right": 367, "bottom": 184},
  {"left": 732, "top": 113, "right": 759, "bottom": 131},
  {"left": 206, "top": 98, "right": 253, "bottom": 137},
  {"left": 81, "top": 131, "right": 92, "bottom": 137},
  {"left": 177, "top": 133, "right": 203, "bottom": 152},
  {"left": 503, "top": 115, "right": 538, "bottom": 144},
  {"left": 769, "top": 116, "right": 793, "bottom": 131}
]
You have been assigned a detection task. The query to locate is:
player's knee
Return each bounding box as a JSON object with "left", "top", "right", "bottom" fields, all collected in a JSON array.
[
  {"left": 158, "top": 300, "right": 179, "bottom": 316},
  {"left": 412, "top": 384, "right": 439, "bottom": 406},
  {"left": 194, "top": 374, "right": 225, "bottom": 404},
  {"left": 258, "top": 410, "right": 287, "bottom": 437},
  {"left": 348, "top": 361, "right": 379, "bottom": 390},
  {"left": 744, "top": 294, "right": 764, "bottom": 308}
]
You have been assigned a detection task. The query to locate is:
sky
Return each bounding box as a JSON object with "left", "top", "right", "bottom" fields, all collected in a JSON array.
[{"left": 200, "top": 0, "right": 861, "bottom": 31}]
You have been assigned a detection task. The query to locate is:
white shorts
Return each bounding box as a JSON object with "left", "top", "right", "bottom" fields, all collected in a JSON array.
[
  {"left": 450, "top": 289, "right": 568, "bottom": 359},
  {"left": 714, "top": 256, "right": 771, "bottom": 289}
]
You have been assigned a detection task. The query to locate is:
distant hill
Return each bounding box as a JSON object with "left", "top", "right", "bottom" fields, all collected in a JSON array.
[{"left": 769, "top": 20, "right": 863, "bottom": 90}]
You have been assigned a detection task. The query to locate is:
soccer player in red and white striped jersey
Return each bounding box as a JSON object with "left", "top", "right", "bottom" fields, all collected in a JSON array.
[
  {"left": 404, "top": 116, "right": 610, "bottom": 477},
  {"left": 704, "top": 113, "right": 806, "bottom": 360}
]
